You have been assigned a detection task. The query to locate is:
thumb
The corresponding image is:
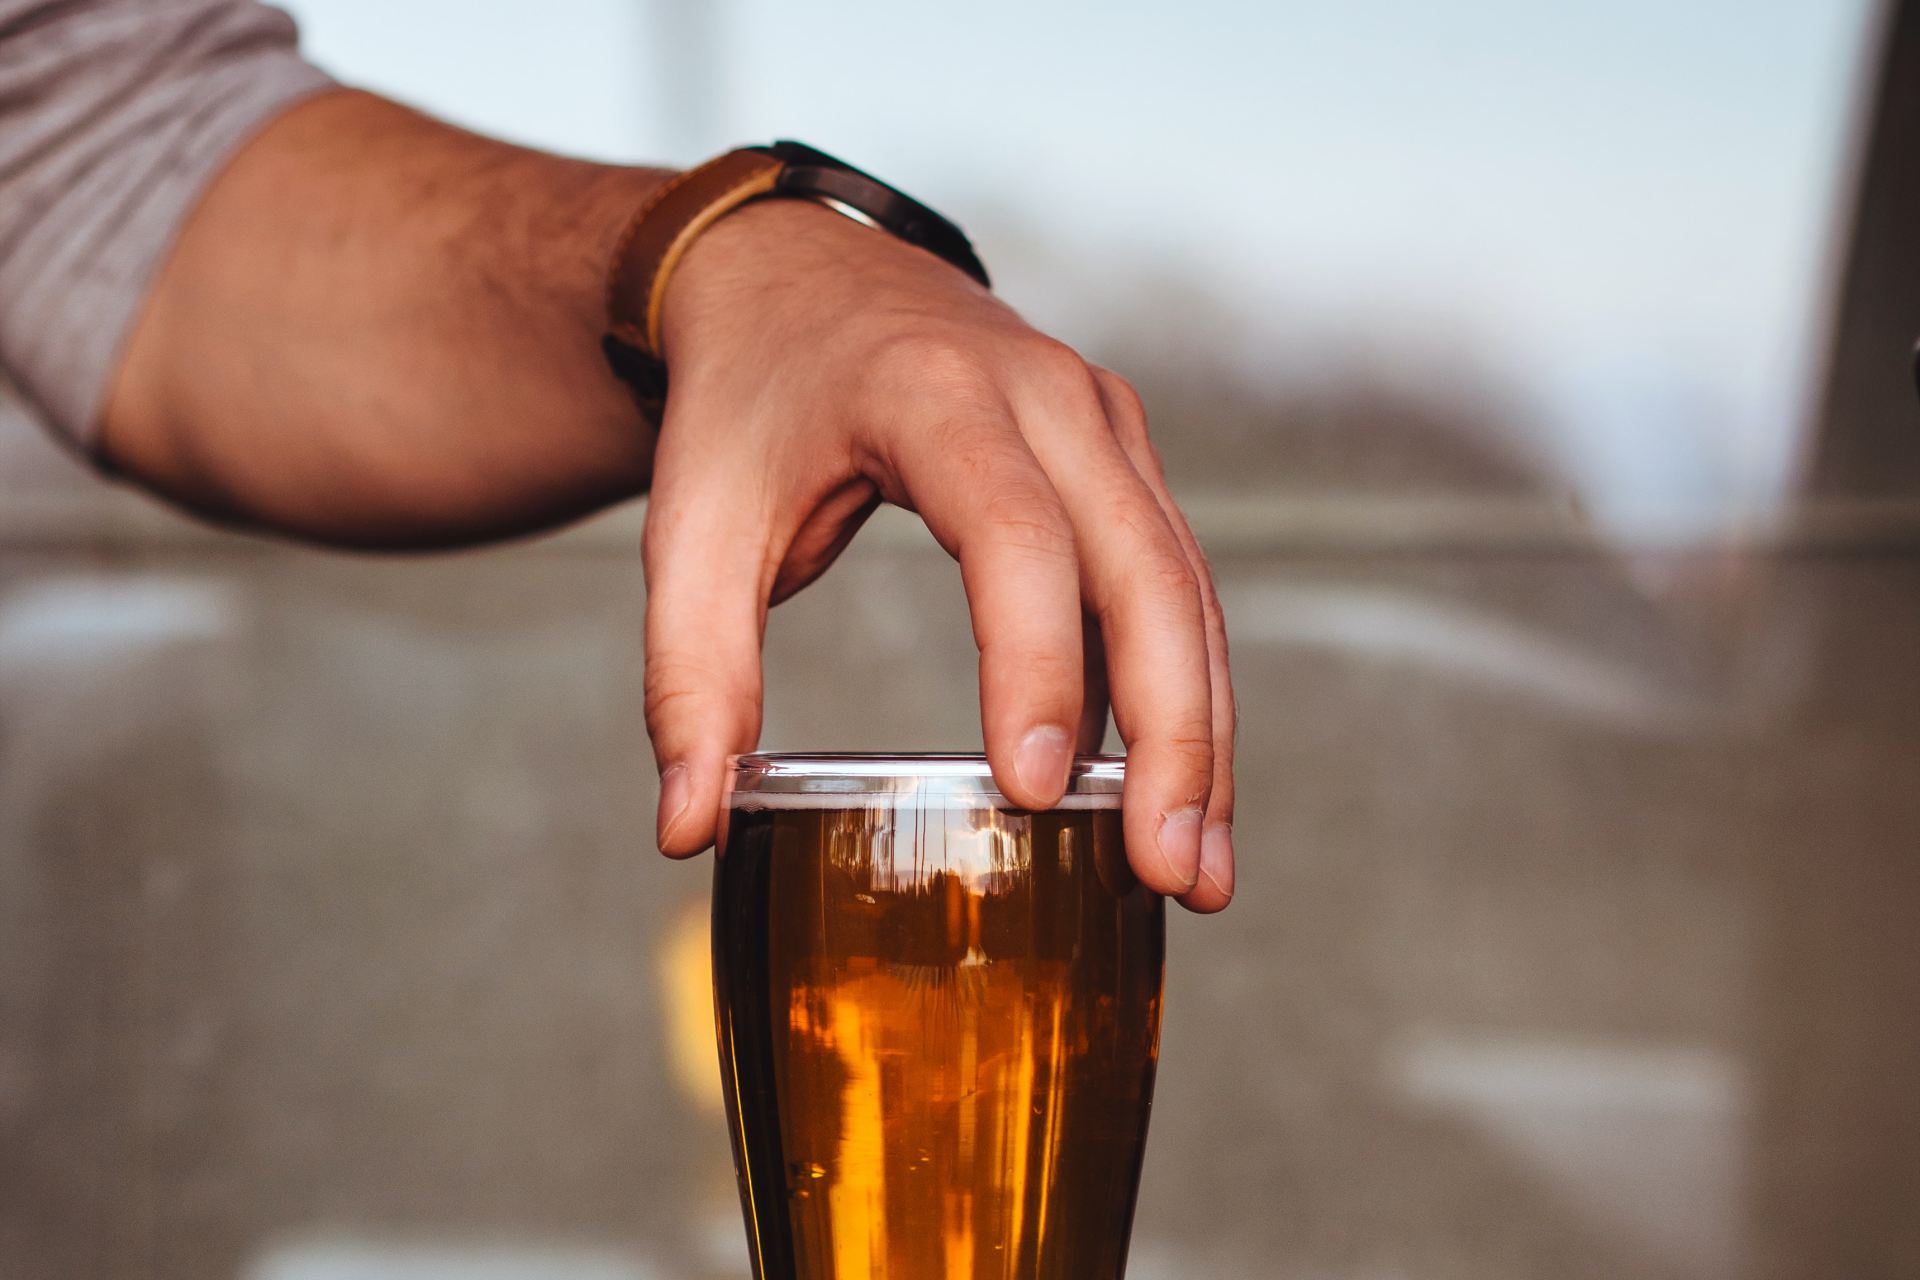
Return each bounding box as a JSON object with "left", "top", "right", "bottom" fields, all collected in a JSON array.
[{"left": 642, "top": 476, "right": 769, "bottom": 857}]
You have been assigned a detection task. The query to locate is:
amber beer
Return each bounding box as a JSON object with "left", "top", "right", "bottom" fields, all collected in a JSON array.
[{"left": 713, "top": 754, "right": 1164, "bottom": 1280}]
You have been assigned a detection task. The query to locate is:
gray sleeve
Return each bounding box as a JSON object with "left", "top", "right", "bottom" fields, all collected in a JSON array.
[{"left": 0, "top": 0, "right": 335, "bottom": 455}]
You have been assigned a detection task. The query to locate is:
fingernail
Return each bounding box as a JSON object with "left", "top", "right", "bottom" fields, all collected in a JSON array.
[
  {"left": 1013, "top": 724, "right": 1073, "bottom": 804},
  {"left": 657, "top": 763, "right": 690, "bottom": 850},
  {"left": 1156, "top": 806, "right": 1204, "bottom": 890},
  {"left": 1199, "top": 823, "right": 1235, "bottom": 900}
]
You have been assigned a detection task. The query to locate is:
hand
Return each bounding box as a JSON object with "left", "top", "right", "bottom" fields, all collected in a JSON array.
[{"left": 642, "top": 200, "right": 1236, "bottom": 911}]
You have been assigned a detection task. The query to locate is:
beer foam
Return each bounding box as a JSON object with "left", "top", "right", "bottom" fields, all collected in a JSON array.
[{"left": 728, "top": 789, "right": 1122, "bottom": 812}]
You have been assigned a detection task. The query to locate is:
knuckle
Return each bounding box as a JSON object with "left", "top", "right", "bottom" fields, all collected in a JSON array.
[
  {"left": 1125, "top": 509, "right": 1197, "bottom": 588},
  {"left": 1111, "top": 493, "right": 1172, "bottom": 544},
  {"left": 641, "top": 657, "right": 701, "bottom": 711},
  {"left": 640, "top": 682, "right": 700, "bottom": 736},
  {"left": 976, "top": 483, "right": 1075, "bottom": 565},
  {"left": 1138, "top": 544, "right": 1202, "bottom": 606},
  {"left": 1162, "top": 728, "right": 1217, "bottom": 792},
  {"left": 1024, "top": 335, "right": 1093, "bottom": 383},
  {"left": 642, "top": 656, "right": 748, "bottom": 726},
  {"left": 1021, "top": 337, "right": 1105, "bottom": 416},
  {"left": 1095, "top": 367, "right": 1147, "bottom": 419}
]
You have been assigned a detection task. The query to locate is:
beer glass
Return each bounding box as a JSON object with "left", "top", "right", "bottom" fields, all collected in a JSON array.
[{"left": 713, "top": 753, "right": 1164, "bottom": 1280}]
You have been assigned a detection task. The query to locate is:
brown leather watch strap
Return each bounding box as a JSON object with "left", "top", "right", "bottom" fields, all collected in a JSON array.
[
  {"left": 604, "top": 141, "right": 989, "bottom": 414},
  {"left": 605, "top": 148, "right": 784, "bottom": 364}
]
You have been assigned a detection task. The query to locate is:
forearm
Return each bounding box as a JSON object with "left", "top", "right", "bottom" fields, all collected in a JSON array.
[{"left": 101, "top": 89, "right": 663, "bottom": 547}]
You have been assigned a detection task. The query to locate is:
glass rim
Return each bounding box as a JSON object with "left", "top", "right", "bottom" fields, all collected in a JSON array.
[{"left": 727, "top": 751, "right": 1124, "bottom": 807}]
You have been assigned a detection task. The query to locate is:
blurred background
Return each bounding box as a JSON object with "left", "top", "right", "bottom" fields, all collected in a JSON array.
[{"left": 4, "top": 0, "right": 1919, "bottom": 1276}]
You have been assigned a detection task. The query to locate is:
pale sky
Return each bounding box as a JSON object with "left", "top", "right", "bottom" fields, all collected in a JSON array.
[{"left": 285, "top": 0, "right": 1878, "bottom": 533}]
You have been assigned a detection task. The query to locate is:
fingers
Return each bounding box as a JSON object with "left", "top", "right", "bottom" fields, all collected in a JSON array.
[
  {"left": 1093, "top": 369, "right": 1236, "bottom": 912},
  {"left": 1007, "top": 349, "right": 1215, "bottom": 899},
  {"left": 890, "top": 403, "right": 1085, "bottom": 810},
  {"left": 642, "top": 328, "right": 1225, "bottom": 915},
  {"left": 641, "top": 463, "right": 770, "bottom": 858}
]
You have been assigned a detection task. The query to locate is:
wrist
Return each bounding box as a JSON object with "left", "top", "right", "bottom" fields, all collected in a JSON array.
[
  {"left": 600, "top": 143, "right": 990, "bottom": 407},
  {"left": 655, "top": 198, "right": 872, "bottom": 367}
]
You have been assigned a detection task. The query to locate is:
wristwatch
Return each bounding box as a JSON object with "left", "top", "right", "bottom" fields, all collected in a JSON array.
[{"left": 602, "top": 141, "right": 990, "bottom": 411}]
